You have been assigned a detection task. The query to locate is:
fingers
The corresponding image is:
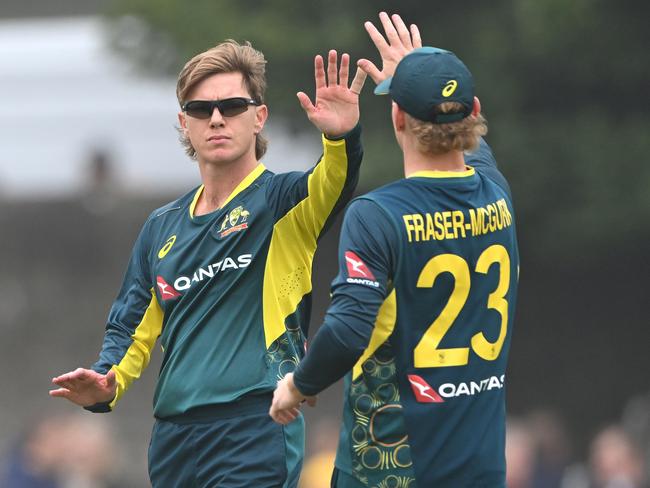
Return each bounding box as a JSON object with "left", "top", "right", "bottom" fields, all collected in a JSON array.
[
  {"left": 49, "top": 387, "right": 71, "bottom": 398},
  {"left": 379, "top": 11, "right": 401, "bottom": 47},
  {"left": 391, "top": 13, "right": 413, "bottom": 50},
  {"left": 349, "top": 67, "right": 367, "bottom": 95},
  {"left": 364, "top": 20, "right": 390, "bottom": 54},
  {"left": 270, "top": 406, "right": 300, "bottom": 425},
  {"left": 411, "top": 23, "right": 422, "bottom": 48},
  {"left": 327, "top": 50, "right": 338, "bottom": 86},
  {"left": 338, "top": 53, "right": 350, "bottom": 88},
  {"left": 357, "top": 59, "right": 383, "bottom": 85},
  {"left": 314, "top": 54, "right": 326, "bottom": 91}
]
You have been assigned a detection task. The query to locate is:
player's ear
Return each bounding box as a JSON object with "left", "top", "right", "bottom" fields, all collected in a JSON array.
[
  {"left": 472, "top": 96, "right": 481, "bottom": 117},
  {"left": 392, "top": 102, "right": 406, "bottom": 131},
  {"left": 254, "top": 104, "right": 268, "bottom": 134},
  {"left": 178, "top": 112, "right": 188, "bottom": 132}
]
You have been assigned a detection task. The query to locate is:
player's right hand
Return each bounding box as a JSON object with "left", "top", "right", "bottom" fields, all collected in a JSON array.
[
  {"left": 49, "top": 367, "right": 117, "bottom": 407},
  {"left": 358, "top": 12, "right": 422, "bottom": 85}
]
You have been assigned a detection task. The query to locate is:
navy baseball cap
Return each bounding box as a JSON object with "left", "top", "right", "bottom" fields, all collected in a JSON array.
[{"left": 374, "top": 47, "right": 474, "bottom": 124}]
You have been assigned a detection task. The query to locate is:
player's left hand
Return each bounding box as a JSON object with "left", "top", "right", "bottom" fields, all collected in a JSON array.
[
  {"left": 269, "top": 373, "right": 316, "bottom": 425},
  {"left": 298, "top": 50, "right": 367, "bottom": 139}
]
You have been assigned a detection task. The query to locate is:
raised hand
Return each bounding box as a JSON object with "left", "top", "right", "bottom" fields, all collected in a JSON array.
[
  {"left": 50, "top": 367, "right": 117, "bottom": 407},
  {"left": 358, "top": 12, "right": 422, "bottom": 85},
  {"left": 269, "top": 373, "right": 316, "bottom": 425},
  {"left": 298, "top": 50, "right": 367, "bottom": 138}
]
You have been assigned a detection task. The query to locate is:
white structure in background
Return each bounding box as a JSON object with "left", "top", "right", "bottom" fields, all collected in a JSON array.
[{"left": 0, "top": 17, "right": 318, "bottom": 200}]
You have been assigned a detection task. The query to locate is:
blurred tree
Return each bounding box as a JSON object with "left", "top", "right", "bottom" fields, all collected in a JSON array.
[{"left": 103, "top": 0, "right": 650, "bottom": 260}]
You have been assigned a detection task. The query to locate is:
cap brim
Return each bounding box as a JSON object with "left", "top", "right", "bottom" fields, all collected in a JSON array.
[{"left": 374, "top": 76, "right": 392, "bottom": 95}]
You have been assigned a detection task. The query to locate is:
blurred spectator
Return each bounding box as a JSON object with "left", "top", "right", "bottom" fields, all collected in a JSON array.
[
  {"left": 0, "top": 416, "right": 63, "bottom": 488},
  {"left": 300, "top": 417, "right": 339, "bottom": 488},
  {"left": 1, "top": 413, "right": 123, "bottom": 488},
  {"left": 80, "top": 148, "right": 118, "bottom": 215},
  {"left": 622, "top": 393, "right": 650, "bottom": 483},
  {"left": 562, "top": 424, "right": 648, "bottom": 488},
  {"left": 590, "top": 426, "right": 647, "bottom": 488},
  {"left": 507, "top": 418, "right": 537, "bottom": 488},
  {"left": 527, "top": 409, "right": 572, "bottom": 488}
]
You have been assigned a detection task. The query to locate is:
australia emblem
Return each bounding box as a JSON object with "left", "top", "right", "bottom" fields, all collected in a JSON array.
[{"left": 219, "top": 205, "right": 250, "bottom": 238}]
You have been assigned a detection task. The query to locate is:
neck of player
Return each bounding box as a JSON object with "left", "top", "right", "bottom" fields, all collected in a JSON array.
[
  {"left": 195, "top": 154, "right": 259, "bottom": 215},
  {"left": 402, "top": 140, "right": 466, "bottom": 177}
]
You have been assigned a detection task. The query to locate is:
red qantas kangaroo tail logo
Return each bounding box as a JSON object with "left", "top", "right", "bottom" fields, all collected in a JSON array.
[
  {"left": 408, "top": 374, "right": 445, "bottom": 403},
  {"left": 344, "top": 251, "right": 376, "bottom": 279},
  {"left": 156, "top": 276, "right": 181, "bottom": 301}
]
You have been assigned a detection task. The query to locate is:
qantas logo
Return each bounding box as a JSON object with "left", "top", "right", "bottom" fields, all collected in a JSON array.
[
  {"left": 344, "top": 251, "right": 379, "bottom": 287},
  {"left": 408, "top": 374, "right": 506, "bottom": 403},
  {"left": 344, "top": 251, "right": 375, "bottom": 279},
  {"left": 155, "top": 253, "right": 252, "bottom": 300},
  {"left": 156, "top": 276, "right": 181, "bottom": 301},
  {"left": 408, "top": 375, "right": 445, "bottom": 403}
]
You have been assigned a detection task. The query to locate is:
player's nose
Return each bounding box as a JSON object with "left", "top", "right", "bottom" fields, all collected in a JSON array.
[{"left": 209, "top": 107, "right": 225, "bottom": 127}]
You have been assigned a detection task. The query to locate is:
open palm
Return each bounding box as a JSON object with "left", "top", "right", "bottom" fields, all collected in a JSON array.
[
  {"left": 50, "top": 367, "right": 117, "bottom": 407},
  {"left": 298, "top": 50, "right": 366, "bottom": 138}
]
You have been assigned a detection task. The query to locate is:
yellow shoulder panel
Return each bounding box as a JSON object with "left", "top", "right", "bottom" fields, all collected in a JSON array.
[{"left": 262, "top": 137, "right": 349, "bottom": 348}]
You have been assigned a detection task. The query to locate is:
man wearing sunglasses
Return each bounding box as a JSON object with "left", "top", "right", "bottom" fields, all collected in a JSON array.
[{"left": 50, "top": 40, "right": 366, "bottom": 488}]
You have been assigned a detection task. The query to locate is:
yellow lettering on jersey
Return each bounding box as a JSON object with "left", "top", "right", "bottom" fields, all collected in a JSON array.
[
  {"left": 403, "top": 199, "right": 513, "bottom": 243},
  {"left": 403, "top": 215, "right": 415, "bottom": 242}
]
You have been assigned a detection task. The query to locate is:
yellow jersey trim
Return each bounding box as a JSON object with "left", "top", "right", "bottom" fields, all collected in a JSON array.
[
  {"left": 189, "top": 163, "right": 267, "bottom": 218},
  {"left": 352, "top": 290, "right": 397, "bottom": 380},
  {"left": 109, "top": 288, "right": 163, "bottom": 409},
  {"left": 262, "top": 136, "right": 349, "bottom": 348},
  {"left": 407, "top": 167, "right": 475, "bottom": 179}
]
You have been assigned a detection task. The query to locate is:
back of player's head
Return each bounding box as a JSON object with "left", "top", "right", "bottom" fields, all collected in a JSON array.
[
  {"left": 176, "top": 40, "right": 268, "bottom": 160},
  {"left": 376, "top": 47, "right": 487, "bottom": 154}
]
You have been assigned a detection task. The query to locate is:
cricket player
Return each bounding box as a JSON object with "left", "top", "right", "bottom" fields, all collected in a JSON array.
[
  {"left": 271, "top": 13, "right": 519, "bottom": 488},
  {"left": 50, "top": 40, "right": 366, "bottom": 488}
]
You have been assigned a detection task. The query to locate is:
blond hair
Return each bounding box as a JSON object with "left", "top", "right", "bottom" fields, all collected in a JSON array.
[
  {"left": 176, "top": 40, "right": 268, "bottom": 160},
  {"left": 406, "top": 102, "right": 487, "bottom": 155}
]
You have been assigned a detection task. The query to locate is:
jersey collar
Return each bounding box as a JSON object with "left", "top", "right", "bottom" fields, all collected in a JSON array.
[
  {"left": 407, "top": 166, "right": 476, "bottom": 179},
  {"left": 189, "top": 163, "right": 266, "bottom": 219}
]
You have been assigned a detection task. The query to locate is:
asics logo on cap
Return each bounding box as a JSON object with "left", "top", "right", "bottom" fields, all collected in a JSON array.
[{"left": 442, "top": 80, "right": 458, "bottom": 97}]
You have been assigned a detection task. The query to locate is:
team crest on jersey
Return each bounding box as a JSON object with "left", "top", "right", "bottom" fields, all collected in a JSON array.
[
  {"left": 218, "top": 205, "right": 250, "bottom": 238},
  {"left": 156, "top": 276, "right": 182, "bottom": 301},
  {"left": 344, "top": 251, "right": 380, "bottom": 287}
]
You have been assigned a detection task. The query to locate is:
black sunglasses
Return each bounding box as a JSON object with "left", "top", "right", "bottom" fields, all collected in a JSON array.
[{"left": 182, "top": 97, "right": 260, "bottom": 119}]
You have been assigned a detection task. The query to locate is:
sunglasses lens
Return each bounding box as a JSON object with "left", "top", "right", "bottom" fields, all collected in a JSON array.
[
  {"left": 184, "top": 101, "right": 213, "bottom": 119},
  {"left": 219, "top": 98, "right": 250, "bottom": 117}
]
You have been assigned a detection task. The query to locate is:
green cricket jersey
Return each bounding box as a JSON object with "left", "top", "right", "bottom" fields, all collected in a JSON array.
[
  {"left": 88, "top": 126, "right": 362, "bottom": 418},
  {"left": 293, "top": 139, "right": 518, "bottom": 487}
]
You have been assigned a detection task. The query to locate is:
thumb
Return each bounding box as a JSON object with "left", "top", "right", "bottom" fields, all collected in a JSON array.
[
  {"left": 105, "top": 369, "right": 117, "bottom": 388},
  {"left": 357, "top": 59, "right": 383, "bottom": 85},
  {"left": 296, "top": 92, "right": 315, "bottom": 115}
]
